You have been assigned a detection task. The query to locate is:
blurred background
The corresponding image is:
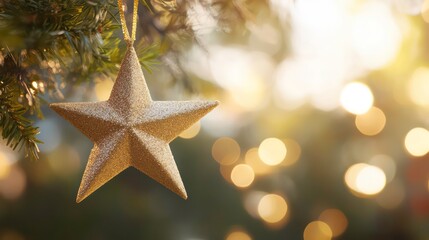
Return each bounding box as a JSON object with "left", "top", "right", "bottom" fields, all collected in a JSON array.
[{"left": 2, "top": 0, "right": 429, "bottom": 239}]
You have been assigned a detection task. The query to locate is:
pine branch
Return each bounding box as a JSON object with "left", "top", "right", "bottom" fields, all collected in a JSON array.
[{"left": 0, "top": 67, "right": 41, "bottom": 160}]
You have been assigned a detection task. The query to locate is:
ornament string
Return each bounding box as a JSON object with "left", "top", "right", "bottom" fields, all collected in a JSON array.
[{"left": 117, "top": 0, "right": 139, "bottom": 44}]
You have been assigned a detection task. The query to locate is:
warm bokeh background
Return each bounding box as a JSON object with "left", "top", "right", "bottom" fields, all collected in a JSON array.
[{"left": 2, "top": 0, "right": 429, "bottom": 239}]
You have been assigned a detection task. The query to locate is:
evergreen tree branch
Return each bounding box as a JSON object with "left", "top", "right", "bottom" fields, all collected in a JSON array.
[{"left": 0, "top": 56, "right": 42, "bottom": 160}]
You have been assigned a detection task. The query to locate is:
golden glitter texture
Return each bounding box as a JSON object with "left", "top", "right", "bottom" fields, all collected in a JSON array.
[{"left": 50, "top": 46, "right": 218, "bottom": 203}]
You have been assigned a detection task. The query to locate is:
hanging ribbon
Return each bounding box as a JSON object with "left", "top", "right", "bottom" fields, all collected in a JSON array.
[{"left": 117, "top": 0, "right": 139, "bottom": 44}]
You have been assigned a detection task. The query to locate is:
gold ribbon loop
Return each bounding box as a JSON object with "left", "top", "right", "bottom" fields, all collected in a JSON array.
[{"left": 117, "top": 0, "right": 139, "bottom": 43}]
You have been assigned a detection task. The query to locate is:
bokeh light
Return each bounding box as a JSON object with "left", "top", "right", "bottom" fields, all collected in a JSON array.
[
  {"left": 303, "top": 221, "right": 333, "bottom": 240},
  {"left": 355, "top": 106, "right": 386, "bottom": 136},
  {"left": 257, "top": 194, "right": 288, "bottom": 224},
  {"left": 345, "top": 163, "right": 386, "bottom": 196},
  {"left": 408, "top": 67, "right": 429, "bottom": 107},
  {"left": 225, "top": 228, "right": 252, "bottom": 240},
  {"left": 355, "top": 165, "right": 386, "bottom": 195},
  {"left": 179, "top": 122, "right": 201, "bottom": 139},
  {"left": 231, "top": 164, "right": 255, "bottom": 188},
  {"left": 404, "top": 127, "right": 429, "bottom": 157},
  {"left": 31, "top": 81, "right": 38, "bottom": 89},
  {"left": 351, "top": 1, "right": 402, "bottom": 69},
  {"left": 258, "top": 138, "right": 287, "bottom": 166},
  {"left": 340, "top": 82, "right": 374, "bottom": 115},
  {"left": 319, "top": 209, "right": 348, "bottom": 237},
  {"left": 212, "top": 137, "right": 241, "bottom": 165}
]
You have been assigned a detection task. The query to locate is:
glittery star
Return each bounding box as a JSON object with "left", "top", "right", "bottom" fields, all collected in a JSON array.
[{"left": 50, "top": 46, "right": 218, "bottom": 203}]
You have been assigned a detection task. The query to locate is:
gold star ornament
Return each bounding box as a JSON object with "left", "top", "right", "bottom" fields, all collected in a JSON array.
[{"left": 50, "top": 46, "right": 218, "bottom": 203}]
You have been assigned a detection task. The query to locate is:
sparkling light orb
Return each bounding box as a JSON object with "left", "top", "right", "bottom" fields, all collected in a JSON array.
[
  {"left": 404, "top": 127, "right": 429, "bottom": 157},
  {"left": 231, "top": 164, "right": 255, "bottom": 188},
  {"left": 31, "top": 81, "right": 39, "bottom": 89},
  {"left": 258, "top": 138, "right": 287, "bottom": 166},
  {"left": 257, "top": 194, "right": 288, "bottom": 223},
  {"left": 355, "top": 107, "right": 386, "bottom": 136},
  {"left": 345, "top": 163, "right": 386, "bottom": 196},
  {"left": 340, "top": 82, "right": 374, "bottom": 115},
  {"left": 212, "top": 137, "right": 241, "bottom": 165},
  {"left": 355, "top": 165, "right": 386, "bottom": 195}
]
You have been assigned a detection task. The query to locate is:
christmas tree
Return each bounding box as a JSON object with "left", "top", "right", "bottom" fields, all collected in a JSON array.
[{"left": 1, "top": 0, "right": 429, "bottom": 239}]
